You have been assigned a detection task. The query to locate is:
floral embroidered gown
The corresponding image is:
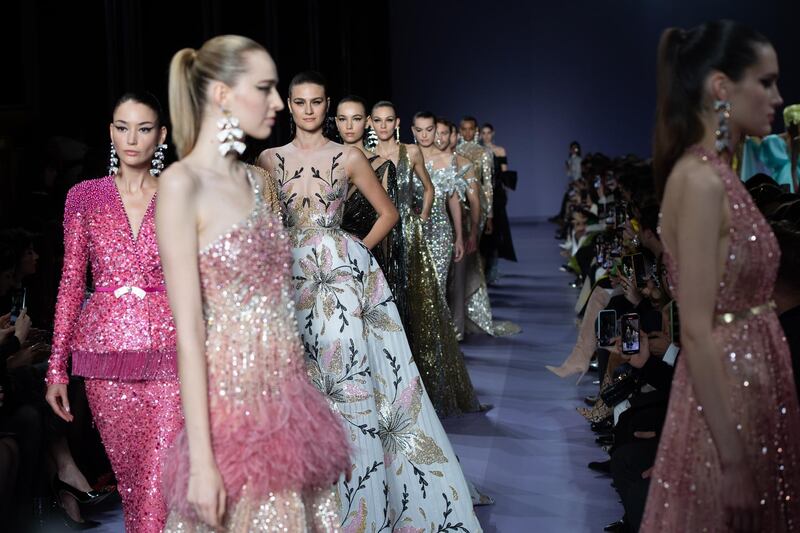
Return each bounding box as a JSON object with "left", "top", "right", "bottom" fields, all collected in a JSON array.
[{"left": 259, "top": 141, "right": 482, "bottom": 533}]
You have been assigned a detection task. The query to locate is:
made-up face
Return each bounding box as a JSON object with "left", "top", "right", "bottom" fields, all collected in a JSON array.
[
  {"left": 459, "top": 120, "right": 477, "bottom": 142},
  {"left": 370, "top": 106, "right": 398, "bottom": 142},
  {"left": 336, "top": 101, "right": 368, "bottom": 144},
  {"left": 224, "top": 50, "right": 283, "bottom": 140},
  {"left": 721, "top": 43, "right": 783, "bottom": 138},
  {"left": 480, "top": 127, "right": 494, "bottom": 145},
  {"left": 412, "top": 117, "right": 436, "bottom": 148},
  {"left": 288, "top": 82, "right": 328, "bottom": 134},
  {"left": 435, "top": 123, "right": 451, "bottom": 151},
  {"left": 110, "top": 101, "right": 165, "bottom": 170}
]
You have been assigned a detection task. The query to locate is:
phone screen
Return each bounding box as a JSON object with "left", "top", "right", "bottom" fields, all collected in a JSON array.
[
  {"left": 631, "top": 253, "right": 648, "bottom": 288},
  {"left": 597, "top": 310, "right": 617, "bottom": 347},
  {"left": 616, "top": 204, "right": 627, "bottom": 226},
  {"left": 9, "top": 288, "right": 26, "bottom": 325},
  {"left": 621, "top": 313, "right": 640, "bottom": 354},
  {"left": 622, "top": 254, "right": 635, "bottom": 280}
]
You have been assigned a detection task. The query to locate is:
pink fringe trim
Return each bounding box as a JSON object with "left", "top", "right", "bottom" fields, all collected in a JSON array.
[
  {"left": 71, "top": 349, "right": 178, "bottom": 381},
  {"left": 162, "top": 375, "right": 351, "bottom": 519}
]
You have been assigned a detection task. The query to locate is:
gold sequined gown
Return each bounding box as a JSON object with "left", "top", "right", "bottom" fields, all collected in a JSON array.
[
  {"left": 161, "top": 169, "right": 350, "bottom": 532},
  {"left": 394, "top": 144, "right": 483, "bottom": 417},
  {"left": 640, "top": 147, "right": 800, "bottom": 531},
  {"left": 454, "top": 141, "right": 520, "bottom": 337},
  {"left": 260, "top": 141, "right": 482, "bottom": 532}
]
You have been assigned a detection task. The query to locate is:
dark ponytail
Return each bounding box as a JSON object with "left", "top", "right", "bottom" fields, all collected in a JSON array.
[{"left": 652, "top": 20, "right": 770, "bottom": 200}]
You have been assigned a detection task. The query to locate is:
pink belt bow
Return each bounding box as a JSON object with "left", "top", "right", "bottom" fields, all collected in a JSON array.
[{"left": 95, "top": 285, "right": 166, "bottom": 299}]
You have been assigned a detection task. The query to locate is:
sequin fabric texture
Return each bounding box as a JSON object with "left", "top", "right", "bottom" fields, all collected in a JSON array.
[
  {"left": 424, "top": 156, "right": 471, "bottom": 293},
  {"left": 86, "top": 379, "right": 182, "bottom": 533},
  {"left": 261, "top": 141, "right": 483, "bottom": 532},
  {"left": 47, "top": 176, "right": 178, "bottom": 384},
  {"left": 452, "top": 143, "right": 520, "bottom": 337},
  {"left": 161, "top": 169, "right": 350, "bottom": 533},
  {"left": 640, "top": 146, "right": 800, "bottom": 532},
  {"left": 396, "top": 145, "right": 483, "bottom": 417},
  {"left": 46, "top": 176, "right": 182, "bottom": 532},
  {"left": 456, "top": 140, "right": 494, "bottom": 223}
]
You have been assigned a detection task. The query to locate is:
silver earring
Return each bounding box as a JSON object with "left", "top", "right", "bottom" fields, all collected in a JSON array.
[
  {"left": 109, "top": 142, "right": 119, "bottom": 175},
  {"left": 714, "top": 100, "right": 731, "bottom": 153},
  {"left": 395, "top": 127, "right": 400, "bottom": 143},
  {"left": 217, "top": 110, "right": 246, "bottom": 157},
  {"left": 364, "top": 126, "right": 378, "bottom": 151},
  {"left": 150, "top": 143, "right": 167, "bottom": 176}
]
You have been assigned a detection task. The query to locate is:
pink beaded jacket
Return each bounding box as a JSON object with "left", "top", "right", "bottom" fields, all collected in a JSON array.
[{"left": 46, "top": 177, "right": 177, "bottom": 385}]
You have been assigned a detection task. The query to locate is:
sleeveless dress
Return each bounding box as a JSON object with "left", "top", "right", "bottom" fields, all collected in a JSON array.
[
  {"left": 452, "top": 143, "right": 520, "bottom": 337},
  {"left": 640, "top": 147, "right": 800, "bottom": 532},
  {"left": 162, "top": 169, "right": 350, "bottom": 532},
  {"left": 394, "top": 145, "right": 483, "bottom": 417},
  {"left": 424, "top": 156, "right": 470, "bottom": 294},
  {"left": 261, "top": 141, "right": 483, "bottom": 532},
  {"left": 341, "top": 155, "right": 408, "bottom": 329}
]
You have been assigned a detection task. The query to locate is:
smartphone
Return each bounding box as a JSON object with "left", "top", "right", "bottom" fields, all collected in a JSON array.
[
  {"left": 621, "top": 313, "right": 640, "bottom": 355},
  {"left": 9, "top": 288, "right": 27, "bottom": 325},
  {"left": 621, "top": 253, "right": 648, "bottom": 288},
  {"left": 596, "top": 309, "right": 617, "bottom": 347},
  {"left": 615, "top": 203, "right": 627, "bottom": 227},
  {"left": 669, "top": 300, "right": 681, "bottom": 346}
]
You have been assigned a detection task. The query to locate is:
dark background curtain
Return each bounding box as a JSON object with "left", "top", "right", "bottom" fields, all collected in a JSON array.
[{"left": 0, "top": 0, "right": 392, "bottom": 326}]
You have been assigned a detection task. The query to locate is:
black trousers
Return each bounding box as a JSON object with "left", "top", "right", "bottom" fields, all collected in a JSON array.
[{"left": 610, "top": 438, "right": 659, "bottom": 532}]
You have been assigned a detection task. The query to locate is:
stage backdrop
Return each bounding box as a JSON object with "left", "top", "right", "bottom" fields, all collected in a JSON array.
[{"left": 389, "top": 0, "right": 800, "bottom": 220}]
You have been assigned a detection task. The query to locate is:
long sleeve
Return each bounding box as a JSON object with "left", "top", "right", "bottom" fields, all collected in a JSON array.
[{"left": 46, "top": 185, "right": 89, "bottom": 385}]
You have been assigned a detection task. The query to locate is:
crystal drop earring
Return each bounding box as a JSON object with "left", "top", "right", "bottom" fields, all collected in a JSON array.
[
  {"left": 108, "top": 142, "right": 119, "bottom": 176},
  {"left": 150, "top": 143, "right": 168, "bottom": 176},
  {"left": 714, "top": 100, "right": 732, "bottom": 154}
]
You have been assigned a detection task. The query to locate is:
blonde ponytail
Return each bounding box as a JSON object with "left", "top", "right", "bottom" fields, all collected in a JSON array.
[
  {"left": 168, "top": 36, "right": 265, "bottom": 159},
  {"left": 169, "top": 48, "right": 200, "bottom": 158}
]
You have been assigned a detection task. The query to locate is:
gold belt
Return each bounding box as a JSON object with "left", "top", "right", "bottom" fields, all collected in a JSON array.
[{"left": 717, "top": 301, "right": 776, "bottom": 325}]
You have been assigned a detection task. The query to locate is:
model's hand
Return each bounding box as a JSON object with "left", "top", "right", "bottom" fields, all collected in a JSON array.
[
  {"left": 453, "top": 237, "right": 465, "bottom": 263},
  {"left": 188, "top": 463, "right": 227, "bottom": 528},
  {"left": 0, "top": 312, "right": 10, "bottom": 329},
  {"left": 466, "top": 235, "right": 479, "bottom": 255},
  {"left": 46, "top": 383, "right": 74, "bottom": 422}
]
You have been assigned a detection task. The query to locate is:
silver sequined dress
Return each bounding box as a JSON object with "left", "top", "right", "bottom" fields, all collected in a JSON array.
[{"left": 424, "top": 156, "right": 470, "bottom": 295}]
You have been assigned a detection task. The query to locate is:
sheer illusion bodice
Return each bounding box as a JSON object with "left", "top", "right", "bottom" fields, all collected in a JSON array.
[
  {"left": 261, "top": 142, "right": 482, "bottom": 532},
  {"left": 641, "top": 146, "right": 800, "bottom": 532}
]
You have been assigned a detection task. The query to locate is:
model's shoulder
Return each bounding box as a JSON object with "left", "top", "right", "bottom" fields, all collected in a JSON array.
[{"left": 65, "top": 176, "right": 114, "bottom": 206}]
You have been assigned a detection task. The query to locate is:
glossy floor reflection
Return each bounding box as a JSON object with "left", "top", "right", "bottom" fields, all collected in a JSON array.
[{"left": 442, "top": 219, "right": 622, "bottom": 532}]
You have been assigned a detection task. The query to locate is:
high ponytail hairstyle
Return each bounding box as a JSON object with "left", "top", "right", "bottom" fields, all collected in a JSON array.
[
  {"left": 169, "top": 35, "right": 265, "bottom": 158},
  {"left": 653, "top": 20, "right": 770, "bottom": 200}
]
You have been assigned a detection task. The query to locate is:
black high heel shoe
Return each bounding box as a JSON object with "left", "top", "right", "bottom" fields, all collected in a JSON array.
[{"left": 54, "top": 477, "right": 114, "bottom": 506}]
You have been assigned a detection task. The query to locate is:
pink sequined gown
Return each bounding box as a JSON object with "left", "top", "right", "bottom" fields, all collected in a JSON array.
[
  {"left": 47, "top": 176, "right": 183, "bottom": 533},
  {"left": 641, "top": 147, "right": 800, "bottom": 532},
  {"left": 161, "top": 169, "right": 350, "bottom": 532}
]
